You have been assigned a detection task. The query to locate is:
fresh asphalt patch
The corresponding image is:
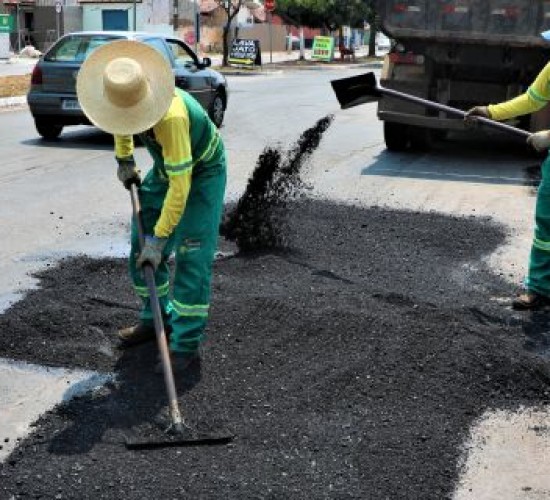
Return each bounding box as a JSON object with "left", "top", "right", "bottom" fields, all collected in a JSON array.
[{"left": 1, "top": 199, "right": 550, "bottom": 499}]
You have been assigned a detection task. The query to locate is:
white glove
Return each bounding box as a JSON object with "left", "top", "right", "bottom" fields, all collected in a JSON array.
[
  {"left": 117, "top": 158, "right": 141, "bottom": 189},
  {"left": 137, "top": 235, "right": 168, "bottom": 271},
  {"left": 527, "top": 130, "right": 550, "bottom": 152}
]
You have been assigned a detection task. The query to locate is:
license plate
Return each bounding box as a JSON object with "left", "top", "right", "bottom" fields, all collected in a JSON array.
[{"left": 61, "top": 99, "right": 81, "bottom": 111}]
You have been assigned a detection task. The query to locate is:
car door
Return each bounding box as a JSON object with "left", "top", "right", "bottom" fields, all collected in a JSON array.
[{"left": 164, "top": 37, "right": 213, "bottom": 109}]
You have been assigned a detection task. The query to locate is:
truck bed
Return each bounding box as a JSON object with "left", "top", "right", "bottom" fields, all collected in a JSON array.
[{"left": 377, "top": 0, "right": 550, "bottom": 47}]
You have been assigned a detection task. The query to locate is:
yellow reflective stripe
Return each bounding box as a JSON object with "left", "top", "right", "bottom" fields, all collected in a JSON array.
[
  {"left": 167, "top": 164, "right": 193, "bottom": 177},
  {"left": 528, "top": 87, "right": 549, "bottom": 103},
  {"left": 193, "top": 130, "right": 220, "bottom": 167},
  {"left": 165, "top": 157, "right": 192, "bottom": 173},
  {"left": 172, "top": 300, "right": 209, "bottom": 317},
  {"left": 133, "top": 281, "right": 170, "bottom": 297},
  {"left": 533, "top": 238, "right": 550, "bottom": 252}
]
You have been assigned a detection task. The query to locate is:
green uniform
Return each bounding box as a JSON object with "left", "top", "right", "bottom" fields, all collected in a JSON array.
[
  {"left": 115, "top": 89, "right": 226, "bottom": 354},
  {"left": 489, "top": 63, "right": 550, "bottom": 297}
]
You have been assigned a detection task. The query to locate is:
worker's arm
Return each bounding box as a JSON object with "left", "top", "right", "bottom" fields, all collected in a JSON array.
[
  {"left": 114, "top": 135, "right": 140, "bottom": 189},
  {"left": 153, "top": 115, "right": 193, "bottom": 238},
  {"left": 488, "top": 63, "right": 550, "bottom": 121}
]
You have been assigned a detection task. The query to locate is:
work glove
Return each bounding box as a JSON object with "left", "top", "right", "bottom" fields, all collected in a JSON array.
[
  {"left": 117, "top": 158, "right": 141, "bottom": 190},
  {"left": 464, "top": 106, "right": 491, "bottom": 126},
  {"left": 527, "top": 130, "right": 550, "bottom": 152},
  {"left": 136, "top": 235, "right": 168, "bottom": 271}
]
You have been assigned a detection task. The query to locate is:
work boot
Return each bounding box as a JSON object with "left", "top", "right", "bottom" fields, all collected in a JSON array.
[
  {"left": 117, "top": 321, "right": 171, "bottom": 348},
  {"left": 155, "top": 351, "right": 200, "bottom": 375},
  {"left": 512, "top": 290, "right": 550, "bottom": 310}
]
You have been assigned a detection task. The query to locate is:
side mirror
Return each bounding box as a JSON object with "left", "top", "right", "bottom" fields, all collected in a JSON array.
[{"left": 202, "top": 57, "right": 212, "bottom": 68}]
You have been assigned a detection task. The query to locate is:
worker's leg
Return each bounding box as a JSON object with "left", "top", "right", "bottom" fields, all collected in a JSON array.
[
  {"left": 128, "top": 169, "right": 175, "bottom": 326},
  {"left": 170, "top": 160, "right": 227, "bottom": 355},
  {"left": 525, "top": 154, "right": 550, "bottom": 298}
]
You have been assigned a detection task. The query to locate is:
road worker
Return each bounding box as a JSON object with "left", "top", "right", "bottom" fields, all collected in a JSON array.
[
  {"left": 466, "top": 30, "right": 550, "bottom": 310},
  {"left": 76, "top": 40, "right": 227, "bottom": 371}
]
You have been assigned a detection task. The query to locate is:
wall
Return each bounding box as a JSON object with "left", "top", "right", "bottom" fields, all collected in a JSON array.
[
  {"left": 82, "top": 4, "right": 141, "bottom": 31},
  {"left": 63, "top": 6, "right": 84, "bottom": 34},
  {"left": 141, "top": 0, "right": 172, "bottom": 34},
  {"left": 236, "top": 23, "right": 288, "bottom": 53}
]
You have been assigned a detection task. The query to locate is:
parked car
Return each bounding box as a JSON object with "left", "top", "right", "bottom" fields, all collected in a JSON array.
[{"left": 27, "top": 31, "right": 229, "bottom": 140}]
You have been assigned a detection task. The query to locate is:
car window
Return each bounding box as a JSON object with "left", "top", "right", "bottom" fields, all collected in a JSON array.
[
  {"left": 45, "top": 35, "right": 121, "bottom": 63},
  {"left": 166, "top": 40, "right": 196, "bottom": 67},
  {"left": 141, "top": 37, "right": 173, "bottom": 65}
]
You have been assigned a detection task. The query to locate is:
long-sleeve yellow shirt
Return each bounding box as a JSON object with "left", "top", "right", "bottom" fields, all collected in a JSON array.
[
  {"left": 114, "top": 93, "right": 193, "bottom": 239},
  {"left": 488, "top": 63, "right": 550, "bottom": 121}
]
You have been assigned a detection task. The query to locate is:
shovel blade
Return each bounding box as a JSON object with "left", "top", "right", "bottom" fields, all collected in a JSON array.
[
  {"left": 125, "top": 431, "right": 235, "bottom": 450},
  {"left": 331, "top": 72, "right": 381, "bottom": 109}
]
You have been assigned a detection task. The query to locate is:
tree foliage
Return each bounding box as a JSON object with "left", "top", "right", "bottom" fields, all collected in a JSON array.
[{"left": 275, "top": 0, "right": 370, "bottom": 30}]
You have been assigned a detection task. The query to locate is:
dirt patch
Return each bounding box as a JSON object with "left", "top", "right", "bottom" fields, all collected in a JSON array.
[
  {"left": 1, "top": 199, "right": 550, "bottom": 499},
  {"left": 0, "top": 74, "right": 30, "bottom": 98}
]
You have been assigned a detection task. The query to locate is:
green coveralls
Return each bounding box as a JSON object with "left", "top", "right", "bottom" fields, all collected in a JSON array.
[
  {"left": 129, "top": 90, "right": 226, "bottom": 354},
  {"left": 487, "top": 62, "right": 550, "bottom": 298},
  {"left": 525, "top": 155, "right": 550, "bottom": 296}
]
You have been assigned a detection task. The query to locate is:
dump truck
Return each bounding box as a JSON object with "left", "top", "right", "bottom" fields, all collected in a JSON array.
[{"left": 376, "top": 0, "right": 550, "bottom": 151}]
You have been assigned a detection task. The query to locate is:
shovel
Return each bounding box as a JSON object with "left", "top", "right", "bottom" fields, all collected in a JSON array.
[
  {"left": 125, "top": 183, "right": 234, "bottom": 449},
  {"left": 330, "top": 72, "right": 531, "bottom": 140}
]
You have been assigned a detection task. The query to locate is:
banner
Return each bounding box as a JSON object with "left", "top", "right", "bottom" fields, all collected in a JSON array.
[
  {"left": 0, "top": 14, "right": 14, "bottom": 34},
  {"left": 228, "top": 39, "right": 262, "bottom": 67},
  {"left": 311, "top": 36, "right": 335, "bottom": 62}
]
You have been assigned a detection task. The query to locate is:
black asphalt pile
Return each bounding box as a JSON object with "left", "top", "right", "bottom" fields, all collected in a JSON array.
[
  {"left": 221, "top": 115, "right": 333, "bottom": 252},
  {"left": 1, "top": 199, "right": 550, "bottom": 499}
]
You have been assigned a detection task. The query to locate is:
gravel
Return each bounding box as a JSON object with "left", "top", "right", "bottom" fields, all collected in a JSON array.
[{"left": 1, "top": 198, "right": 549, "bottom": 499}]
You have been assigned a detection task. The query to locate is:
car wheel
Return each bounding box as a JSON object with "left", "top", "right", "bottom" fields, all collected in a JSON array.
[
  {"left": 384, "top": 122, "right": 409, "bottom": 151},
  {"left": 208, "top": 92, "right": 225, "bottom": 128},
  {"left": 35, "top": 119, "right": 63, "bottom": 140}
]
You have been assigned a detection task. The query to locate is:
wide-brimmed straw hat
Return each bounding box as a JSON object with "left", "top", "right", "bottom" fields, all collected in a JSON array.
[{"left": 76, "top": 40, "right": 175, "bottom": 135}]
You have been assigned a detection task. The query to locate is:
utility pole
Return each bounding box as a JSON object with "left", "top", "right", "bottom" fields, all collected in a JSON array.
[
  {"left": 194, "top": 0, "right": 199, "bottom": 53},
  {"left": 133, "top": 0, "right": 136, "bottom": 30},
  {"left": 16, "top": 2, "right": 20, "bottom": 53},
  {"left": 172, "top": 0, "right": 178, "bottom": 35}
]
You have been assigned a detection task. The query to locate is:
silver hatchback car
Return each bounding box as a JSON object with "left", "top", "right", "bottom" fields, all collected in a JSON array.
[{"left": 27, "top": 31, "right": 229, "bottom": 139}]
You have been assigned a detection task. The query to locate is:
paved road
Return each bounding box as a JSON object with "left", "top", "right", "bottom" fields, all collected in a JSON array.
[{"left": 0, "top": 66, "right": 547, "bottom": 496}]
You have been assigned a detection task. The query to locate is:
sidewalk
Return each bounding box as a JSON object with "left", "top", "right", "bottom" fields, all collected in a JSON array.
[{"left": 0, "top": 56, "right": 38, "bottom": 77}]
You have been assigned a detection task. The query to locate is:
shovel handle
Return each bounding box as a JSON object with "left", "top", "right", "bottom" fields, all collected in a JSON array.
[
  {"left": 129, "top": 183, "right": 184, "bottom": 428},
  {"left": 377, "top": 85, "right": 531, "bottom": 140}
]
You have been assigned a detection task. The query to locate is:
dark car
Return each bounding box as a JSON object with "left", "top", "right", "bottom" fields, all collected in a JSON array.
[{"left": 27, "top": 31, "right": 229, "bottom": 139}]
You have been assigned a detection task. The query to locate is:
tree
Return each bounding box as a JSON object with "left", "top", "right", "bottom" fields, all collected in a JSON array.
[
  {"left": 365, "top": 0, "right": 378, "bottom": 56},
  {"left": 275, "top": 0, "right": 371, "bottom": 55},
  {"left": 215, "top": 0, "right": 246, "bottom": 66}
]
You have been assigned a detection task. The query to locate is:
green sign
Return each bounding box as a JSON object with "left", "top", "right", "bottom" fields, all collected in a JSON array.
[
  {"left": 311, "top": 36, "right": 335, "bottom": 62},
  {"left": 0, "top": 14, "right": 15, "bottom": 34}
]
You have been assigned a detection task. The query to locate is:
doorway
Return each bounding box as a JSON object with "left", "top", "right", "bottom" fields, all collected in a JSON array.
[{"left": 102, "top": 10, "right": 128, "bottom": 31}]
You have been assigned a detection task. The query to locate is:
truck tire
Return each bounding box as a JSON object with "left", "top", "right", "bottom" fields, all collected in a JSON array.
[
  {"left": 35, "top": 118, "right": 63, "bottom": 140},
  {"left": 384, "top": 122, "right": 409, "bottom": 151},
  {"left": 409, "top": 126, "right": 433, "bottom": 151}
]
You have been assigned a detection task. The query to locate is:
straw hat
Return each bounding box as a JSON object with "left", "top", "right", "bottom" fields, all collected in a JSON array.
[{"left": 76, "top": 40, "right": 175, "bottom": 135}]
